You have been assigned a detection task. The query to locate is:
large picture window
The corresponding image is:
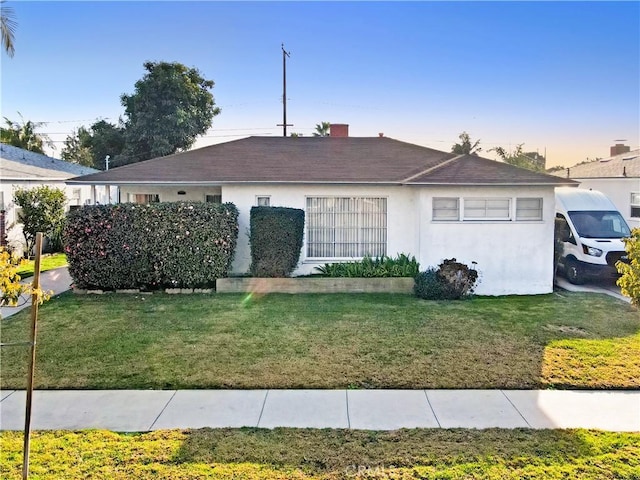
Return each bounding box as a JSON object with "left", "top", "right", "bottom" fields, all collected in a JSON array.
[{"left": 306, "top": 197, "right": 387, "bottom": 258}]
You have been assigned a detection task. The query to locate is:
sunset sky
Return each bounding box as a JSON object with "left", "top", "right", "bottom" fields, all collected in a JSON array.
[{"left": 2, "top": 1, "right": 638, "bottom": 168}]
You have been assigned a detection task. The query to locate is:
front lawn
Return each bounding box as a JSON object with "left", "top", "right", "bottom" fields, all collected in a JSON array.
[
  {"left": 1, "top": 428, "right": 638, "bottom": 479},
  {"left": 1, "top": 292, "right": 638, "bottom": 389},
  {"left": 15, "top": 253, "right": 67, "bottom": 278}
]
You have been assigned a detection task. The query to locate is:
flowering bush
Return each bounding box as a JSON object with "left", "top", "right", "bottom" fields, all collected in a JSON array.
[{"left": 63, "top": 202, "right": 239, "bottom": 290}]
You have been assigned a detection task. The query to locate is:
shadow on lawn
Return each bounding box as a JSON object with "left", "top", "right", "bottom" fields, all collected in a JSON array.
[{"left": 172, "top": 427, "right": 631, "bottom": 475}]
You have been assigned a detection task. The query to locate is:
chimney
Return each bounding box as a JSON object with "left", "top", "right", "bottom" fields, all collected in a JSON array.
[
  {"left": 378, "top": 132, "right": 384, "bottom": 138},
  {"left": 610, "top": 143, "right": 631, "bottom": 156},
  {"left": 330, "top": 123, "right": 349, "bottom": 137}
]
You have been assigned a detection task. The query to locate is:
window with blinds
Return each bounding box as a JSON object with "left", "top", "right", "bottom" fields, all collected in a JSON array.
[
  {"left": 433, "top": 197, "right": 459, "bottom": 220},
  {"left": 463, "top": 198, "right": 511, "bottom": 220},
  {"left": 516, "top": 198, "right": 543, "bottom": 221},
  {"left": 306, "top": 197, "right": 387, "bottom": 258}
]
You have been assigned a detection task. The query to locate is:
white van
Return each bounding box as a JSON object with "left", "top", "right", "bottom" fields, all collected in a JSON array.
[{"left": 555, "top": 187, "right": 631, "bottom": 284}]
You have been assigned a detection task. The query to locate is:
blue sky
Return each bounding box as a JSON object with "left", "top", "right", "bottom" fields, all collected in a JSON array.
[{"left": 1, "top": 1, "right": 638, "bottom": 167}]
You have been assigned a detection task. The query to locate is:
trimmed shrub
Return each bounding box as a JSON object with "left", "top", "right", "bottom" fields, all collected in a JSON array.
[
  {"left": 414, "top": 258, "right": 479, "bottom": 300},
  {"left": 249, "top": 206, "right": 304, "bottom": 277},
  {"left": 316, "top": 254, "right": 420, "bottom": 278},
  {"left": 63, "top": 202, "right": 239, "bottom": 290},
  {"left": 414, "top": 268, "right": 445, "bottom": 299}
]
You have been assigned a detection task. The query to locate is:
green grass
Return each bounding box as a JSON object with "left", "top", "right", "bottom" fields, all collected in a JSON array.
[
  {"left": 1, "top": 428, "right": 638, "bottom": 479},
  {"left": 1, "top": 292, "right": 638, "bottom": 389},
  {"left": 15, "top": 253, "right": 67, "bottom": 278}
]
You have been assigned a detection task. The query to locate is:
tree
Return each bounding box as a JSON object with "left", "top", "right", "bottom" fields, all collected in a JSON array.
[
  {"left": 61, "top": 120, "right": 126, "bottom": 170},
  {"left": 61, "top": 127, "right": 94, "bottom": 167},
  {"left": 451, "top": 131, "right": 481, "bottom": 155},
  {"left": 1, "top": 114, "right": 55, "bottom": 154},
  {"left": 313, "top": 121, "right": 330, "bottom": 137},
  {"left": 0, "top": 0, "right": 16, "bottom": 58},
  {"left": 118, "top": 61, "right": 220, "bottom": 166},
  {"left": 13, "top": 186, "right": 66, "bottom": 257},
  {"left": 617, "top": 228, "right": 640, "bottom": 307},
  {"left": 490, "top": 144, "right": 545, "bottom": 172}
]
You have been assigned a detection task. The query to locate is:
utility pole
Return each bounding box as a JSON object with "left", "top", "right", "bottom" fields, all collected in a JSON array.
[{"left": 277, "top": 43, "right": 293, "bottom": 136}]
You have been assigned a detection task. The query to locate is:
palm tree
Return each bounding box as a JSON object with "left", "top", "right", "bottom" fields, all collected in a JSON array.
[
  {"left": 1, "top": 1, "right": 17, "bottom": 57},
  {"left": 313, "top": 121, "right": 330, "bottom": 137},
  {"left": 1, "top": 113, "right": 55, "bottom": 154}
]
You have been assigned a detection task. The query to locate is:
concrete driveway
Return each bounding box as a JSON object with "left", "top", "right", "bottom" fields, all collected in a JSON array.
[{"left": 555, "top": 275, "right": 629, "bottom": 303}]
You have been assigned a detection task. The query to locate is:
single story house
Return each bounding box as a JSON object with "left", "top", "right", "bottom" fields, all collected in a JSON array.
[
  {"left": 67, "top": 128, "right": 576, "bottom": 295},
  {"left": 0, "top": 144, "right": 116, "bottom": 252},
  {"left": 557, "top": 147, "right": 639, "bottom": 229}
]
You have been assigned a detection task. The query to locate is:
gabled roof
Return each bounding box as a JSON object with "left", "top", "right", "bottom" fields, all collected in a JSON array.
[
  {"left": 561, "top": 149, "right": 640, "bottom": 179},
  {"left": 1, "top": 143, "right": 98, "bottom": 179},
  {"left": 67, "top": 136, "right": 575, "bottom": 187}
]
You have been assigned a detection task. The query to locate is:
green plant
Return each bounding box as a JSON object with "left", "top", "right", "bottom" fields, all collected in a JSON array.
[
  {"left": 63, "top": 202, "right": 238, "bottom": 290},
  {"left": 13, "top": 185, "right": 67, "bottom": 257},
  {"left": 617, "top": 228, "right": 640, "bottom": 306},
  {"left": 249, "top": 206, "right": 304, "bottom": 277},
  {"left": 414, "top": 268, "right": 445, "bottom": 299},
  {"left": 315, "top": 253, "right": 420, "bottom": 278}
]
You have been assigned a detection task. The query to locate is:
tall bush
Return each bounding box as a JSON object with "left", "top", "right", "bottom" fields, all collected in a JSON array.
[
  {"left": 13, "top": 185, "right": 67, "bottom": 257},
  {"left": 64, "top": 202, "right": 238, "bottom": 290},
  {"left": 249, "top": 206, "right": 304, "bottom": 277},
  {"left": 617, "top": 228, "right": 640, "bottom": 306}
]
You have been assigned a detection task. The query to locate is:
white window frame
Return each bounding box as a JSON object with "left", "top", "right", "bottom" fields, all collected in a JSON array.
[
  {"left": 463, "top": 197, "right": 511, "bottom": 221},
  {"left": 516, "top": 197, "right": 543, "bottom": 221},
  {"left": 256, "top": 196, "right": 271, "bottom": 207},
  {"left": 631, "top": 192, "right": 640, "bottom": 218},
  {"left": 432, "top": 197, "right": 460, "bottom": 221},
  {"left": 306, "top": 196, "right": 387, "bottom": 259}
]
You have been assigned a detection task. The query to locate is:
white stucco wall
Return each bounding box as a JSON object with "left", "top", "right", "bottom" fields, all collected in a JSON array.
[
  {"left": 417, "top": 186, "right": 556, "bottom": 296},
  {"left": 221, "top": 184, "right": 419, "bottom": 277},
  {"left": 573, "top": 178, "right": 640, "bottom": 229},
  {"left": 113, "top": 183, "right": 556, "bottom": 296}
]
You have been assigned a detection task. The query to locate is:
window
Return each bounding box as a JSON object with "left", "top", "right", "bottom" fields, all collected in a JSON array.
[
  {"left": 463, "top": 198, "right": 510, "bottom": 220},
  {"left": 306, "top": 197, "right": 387, "bottom": 258},
  {"left": 631, "top": 193, "right": 640, "bottom": 218},
  {"left": 0, "top": 191, "right": 4, "bottom": 211},
  {"left": 205, "top": 194, "right": 222, "bottom": 204},
  {"left": 433, "top": 197, "right": 459, "bottom": 221},
  {"left": 128, "top": 193, "right": 159, "bottom": 204},
  {"left": 516, "top": 198, "right": 543, "bottom": 221},
  {"left": 70, "top": 188, "right": 82, "bottom": 206},
  {"left": 256, "top": 196, "right": 271, "bottom": 207}
]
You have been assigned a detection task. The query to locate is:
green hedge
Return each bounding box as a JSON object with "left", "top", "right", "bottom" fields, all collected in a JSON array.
[
  {"left": 249, "top": 206, "right": 304, "bottom": 277},
  {"left": 64, "top": 202, "right": 239, "bottom": 290}
]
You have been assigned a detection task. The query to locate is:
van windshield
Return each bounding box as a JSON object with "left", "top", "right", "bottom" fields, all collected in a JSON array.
[{"left": 568, "top": 211, "right": 631, "bottom": 239}]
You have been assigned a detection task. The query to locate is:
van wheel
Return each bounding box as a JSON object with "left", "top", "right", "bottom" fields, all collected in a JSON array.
[{"left": 565, "top": 260, "right": 585, "bottom": 285}]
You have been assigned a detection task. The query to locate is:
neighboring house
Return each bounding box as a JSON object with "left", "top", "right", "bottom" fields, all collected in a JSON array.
[
  {"left": 67, "top": 129, "right": 576, "bottom": 295},
  {"left": 558, "top": 148, "right": 640, "bottom": 229},
  {"left": 0, "top": 144, "right": 114, "bottom": 252}
]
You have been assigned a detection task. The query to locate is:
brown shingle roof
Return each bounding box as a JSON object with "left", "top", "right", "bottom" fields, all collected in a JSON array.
[{"left": 67, "top": 136, "right": 575, "bottom": 186}]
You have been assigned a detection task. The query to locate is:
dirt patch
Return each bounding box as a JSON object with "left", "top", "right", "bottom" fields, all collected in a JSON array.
[{"left": 544, "top": 324, "right": 591, "bottom": 337}]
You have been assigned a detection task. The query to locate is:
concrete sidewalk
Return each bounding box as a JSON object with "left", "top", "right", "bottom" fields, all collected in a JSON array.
[
  {"left": 1, "top": 389, "right": 638, "bottom": 432},
  {"left": 0, "top": 266, "right": 72, "bottom": 319}
]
